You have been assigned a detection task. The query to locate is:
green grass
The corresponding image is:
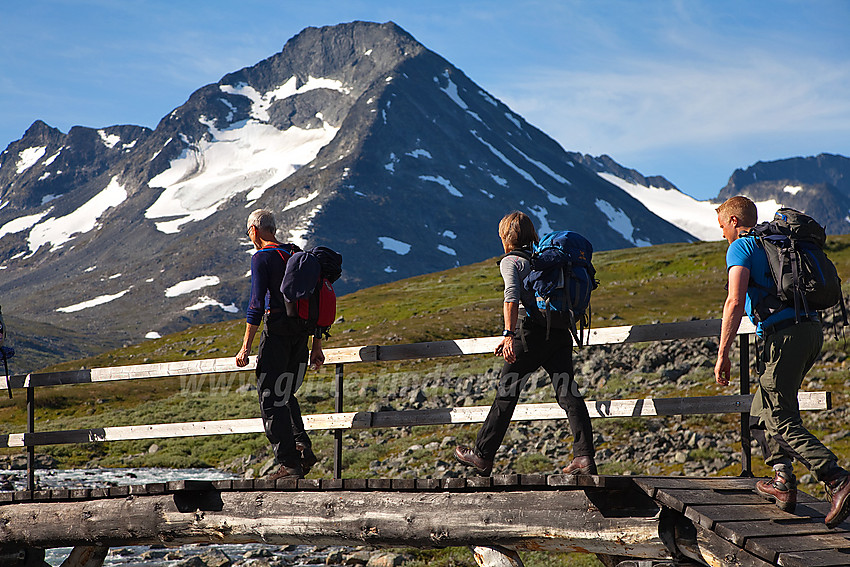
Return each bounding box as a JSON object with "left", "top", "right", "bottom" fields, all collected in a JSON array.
[
  {"left": 4, "top": 236, "right": 850, "bottom": 566},
  {"left": 3, "top": 235, "right": 850, "bottom": 474}
]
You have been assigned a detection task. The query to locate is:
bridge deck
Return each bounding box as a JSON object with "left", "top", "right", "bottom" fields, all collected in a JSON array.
[{"left": 1, "top": 474, "right": 849, "bottom": 566}]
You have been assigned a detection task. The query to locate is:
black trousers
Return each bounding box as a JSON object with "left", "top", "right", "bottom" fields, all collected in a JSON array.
[
  {"left": 256, "top": 324, "right": 311, "bottom": 466},
  {"left": 474, "top": 319, "right": 594, "bottom": 461}
]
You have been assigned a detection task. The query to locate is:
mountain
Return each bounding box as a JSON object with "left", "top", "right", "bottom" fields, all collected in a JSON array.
[
  {"left": 576, "top": 153, "right": 850, "bottom": 241},
  {"left": 0, "top": 21, "right": 696, "bottom": 365},
  {"left": 571, "top": 154, "right": 722, "bottom": 241},
  {"left": 716, "top": 153, "right": 850, "bottom": 233}
]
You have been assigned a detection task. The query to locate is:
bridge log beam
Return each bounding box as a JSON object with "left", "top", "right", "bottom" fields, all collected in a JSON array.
[{"left": 0, "top": 489, "right": 670, "bottom": 560}]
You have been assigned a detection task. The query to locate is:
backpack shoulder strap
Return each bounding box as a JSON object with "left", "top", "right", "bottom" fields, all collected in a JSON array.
[
  {"left": 261, "top": 244, "right": 295, "bottom": 263},
  {"left": 498, "top": 249, "right": 532, "bottom": 264}
]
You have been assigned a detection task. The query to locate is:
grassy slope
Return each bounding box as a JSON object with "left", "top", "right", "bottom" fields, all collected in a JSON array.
[{"left": 3, "top": 236, "right": 850, "bottom": 566}]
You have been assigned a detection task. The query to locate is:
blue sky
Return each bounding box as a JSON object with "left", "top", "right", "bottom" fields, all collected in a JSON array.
[{"left": 1, "top": 0, "right": 848, "bottom": 200}]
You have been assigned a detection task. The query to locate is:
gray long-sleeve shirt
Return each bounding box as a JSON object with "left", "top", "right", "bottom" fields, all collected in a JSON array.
[{"left": 499, "top": 253, "right": 535, "bottom": 308}]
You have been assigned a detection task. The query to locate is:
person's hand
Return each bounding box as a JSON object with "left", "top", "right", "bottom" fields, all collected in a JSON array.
[
  {"left": 310, "top": 344, "right": 325, "bottom": 371},
  {"left": 494, "top": 336, "right": 517, "bottom": 363},
  {"left": 714, "top": 354, "right": 731, "bottom": 386},
  {"left": 235, "top": 347, "right": 250, "bottom": 368}
]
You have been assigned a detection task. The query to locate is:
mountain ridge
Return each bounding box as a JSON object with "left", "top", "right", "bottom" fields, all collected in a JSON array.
[{"left": 1, "top": 21, "right": 847, "bottom": 368}]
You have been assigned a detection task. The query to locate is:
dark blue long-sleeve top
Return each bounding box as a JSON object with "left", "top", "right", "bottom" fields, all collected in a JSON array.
[{"left": 246, "top": 243, "right": 300, "bottom": 326}]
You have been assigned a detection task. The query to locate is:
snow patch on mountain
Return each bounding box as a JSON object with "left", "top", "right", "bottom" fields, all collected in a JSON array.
[
  {"left": 288, "top": 204, "right": 323, "bottom": 250},
  {"left": 526, "top": 205, "right": 553, "bottom": 234},
  {"left": 419, "top": 175, "right": 463, "bottom": 197},
  {"left": 185, "top": 296, "right": 238, "bottom": 313},
  {"left": 164, "top": 276, "right": 221, "bottom": 298},
  {"left": 56, "top": 289, "right": 131, "bottom": 313},
  {"left": 221, "top": 76, "right": 349, "bottom": 122},
  {"left": 0, "top": 210, "right": 50, "bottom": 240},
  {"left": 28, "top": 176, "right": 127, "bottom": 252},
  {"left": 754, "top": 199, "right": 786, "bottom": 222},
  {"left": 145, "top": 118, "right": 338, "bottom": 234},
  {"left": 597, "top": 173, "right": 720, "bottom": 241},
  {"left": 43, "top": 150, "right": 61, "bottom": 167},
  {"left": 16, "top": 146, "right": 47, "bottom": 174},
  {"left": 438, "top": 71, "right": 467, "bottom": 110},
  {"left": 595, "top": 199, "right": 651, "bottom": 247},
  {"left": 98, "top": 130, "right": 121, "bottom": 149},
  {"left": 508, "top": 142, "right": 570, "bottom": 186},
  {"left": 283, "top": 190, "right": 320, "bottom": 212},
  {"left": 378, "top": 236, "right": 411, "bottom": 255},
  {"left": 784, "top": 185, "right": 803, "bottom": 195}
]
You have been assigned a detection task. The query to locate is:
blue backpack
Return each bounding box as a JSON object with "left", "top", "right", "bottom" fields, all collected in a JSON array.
[{"left": 524, "top": 231, "right": 598, "bottom": 345}]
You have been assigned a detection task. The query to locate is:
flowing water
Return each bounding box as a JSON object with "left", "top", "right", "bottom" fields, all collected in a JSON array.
[{"left": 1, "top": 468, "right": 356, "bottom": 566}]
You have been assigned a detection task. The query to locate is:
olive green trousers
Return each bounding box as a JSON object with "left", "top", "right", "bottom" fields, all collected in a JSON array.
[{"left": 751, "top": 320, "right": 837, "bottom": 480}]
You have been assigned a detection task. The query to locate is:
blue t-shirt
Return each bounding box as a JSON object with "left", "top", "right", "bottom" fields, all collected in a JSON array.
[{"left": 726, "top": 235, "right": 813, "bottom": 335}]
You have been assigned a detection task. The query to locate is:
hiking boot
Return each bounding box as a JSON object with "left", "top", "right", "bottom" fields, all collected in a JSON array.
[
  {"left": 756, "top": 470, "right": 797, "bottom": 512},
  {"left": 562, "top": 455, "right": 597, "bottom": 476},
  {"left": 296, "top": 442, "right": 318, "bottom": 475},
  {"left": 454, "top": 445, "right": 493, "bottom": 476},
  {"left": 824, "top": 470, "right": 850, "bottom": 528},
  {"left": 268, "top": 463, "right": 304, "bottom": 481}
]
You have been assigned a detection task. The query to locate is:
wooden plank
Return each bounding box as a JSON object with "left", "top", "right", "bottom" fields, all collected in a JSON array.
[
  {"left": 321, "top": 479, "right": 344, "bottom": 490},
  {"left": 390, "top": 479, "right": 416, "bottom": 491},
  {"left": 467, "top": 477, "right": 493, "bottom": 489},
  {"left": 777, "top": 548, "right": 850, "bottom": 567},
  {"left": 492, "top": 475, "right": 520, "bottom": 488},
  {"left": 653, "top": 487, "right": 769, "bottom": 512},
  {"left": 325, "top": 345, "right": 379, "bottom": 364},
  {"left": 0, "top": 318, "right": 756, "bottom": 392},
  {"left": 297, "top": 479, "right": 322, "bottom": 491},
  {"left": 686, "top": 522, "right": 776, "bottom": 567},
  {"left": 714, "top": 519, "right": 842, "bottom": 546},
  {"left": 7, "top": 391, "right": 828, "bottom": 448},
  {"left": 745, "top": 533, "right": 850, "bottom": 564},
  {"left": 632, "top": 476, "right": 758, "bottom": 498},
  {"left": 686, "top": 502, "right": 830, "bottom": 527},
  {"left": 415, "top": 479, "right": 441, "bottom": 490}
]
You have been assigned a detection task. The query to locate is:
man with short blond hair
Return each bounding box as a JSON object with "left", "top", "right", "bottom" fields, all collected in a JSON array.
[{"left": 715, "top": 196, "right": 850, "bottom": 527}]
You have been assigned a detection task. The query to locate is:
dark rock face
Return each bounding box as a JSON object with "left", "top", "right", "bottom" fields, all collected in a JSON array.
[
  {"left": 0, "top": 21, "right": 693, "bottom": 364},
  {"left": 717, "top": 153, "right": 850, "bottom": 233}
]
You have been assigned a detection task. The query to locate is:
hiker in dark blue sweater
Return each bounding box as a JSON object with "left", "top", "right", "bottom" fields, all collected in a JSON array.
[
  {"left": 455, "top": 211, "right": 596, "bottom": 476},
  {"left": 235, "top": 209, "right": 323, "bottom": 480}
]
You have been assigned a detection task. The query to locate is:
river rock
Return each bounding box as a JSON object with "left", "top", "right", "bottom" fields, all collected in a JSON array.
[
  {"left": 366, "top": 552, "right": 407, "bottom": 567},
  {"left": 175, "top": 557, "right": 207, "bottom": 567},
  {"left": 200, "top": 548, "right": 233, "bottom": 567}
]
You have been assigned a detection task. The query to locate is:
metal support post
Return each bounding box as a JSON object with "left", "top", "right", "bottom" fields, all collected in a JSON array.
[
  {"left": 739, "top": 334, "right": 752, "bottom": 477},
  {"left": 334, "top": 363, "right": 344, "bottom": 479},
  {"left": 26, "top": 385, "right": 35, "bottom": 493}
]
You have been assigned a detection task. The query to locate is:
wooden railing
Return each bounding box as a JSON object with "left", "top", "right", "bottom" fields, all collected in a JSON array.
[{"left": 0, "top": 318, "right": 832, "bottom": 491}]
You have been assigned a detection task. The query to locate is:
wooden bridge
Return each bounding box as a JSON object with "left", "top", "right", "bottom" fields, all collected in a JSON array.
[{"left": 0, "top": 319, "right": 846, "bottom": 567}]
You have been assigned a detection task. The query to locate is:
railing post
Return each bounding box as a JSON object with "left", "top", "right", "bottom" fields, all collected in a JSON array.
[
  {"left": 739, "top": 334, "right": 752, "bottom": 477},
  {"left": 26, "top": 384, "right": 35, "bottom": 493},
  {"left": 334, "top": 363, "right": 344, "bottom": 479}
]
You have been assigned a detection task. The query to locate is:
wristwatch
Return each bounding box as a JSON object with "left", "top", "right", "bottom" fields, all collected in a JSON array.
[{"left": 502, "top": 329, "right": 516, "bottom": 337}]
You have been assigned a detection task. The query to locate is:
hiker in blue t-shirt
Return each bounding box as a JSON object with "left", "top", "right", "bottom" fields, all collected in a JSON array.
[
  {"left": 454, "top": 211, "right": 596, "bottom": 477},
  {"left": 235, "top": 209, "right": 323, "bottom": 480},
  {"left": 715, "top": 196, "right": 850, "bottom": 527}
]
